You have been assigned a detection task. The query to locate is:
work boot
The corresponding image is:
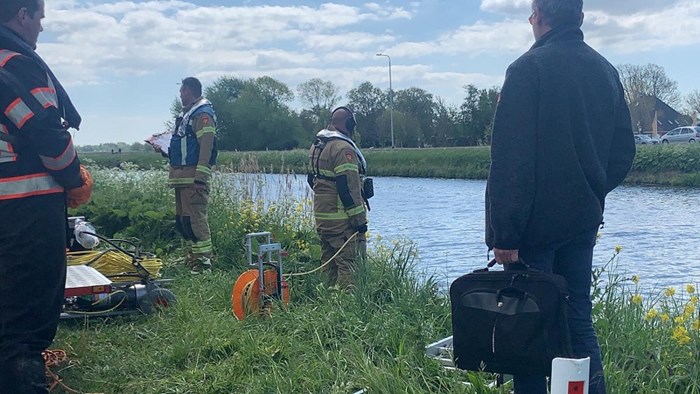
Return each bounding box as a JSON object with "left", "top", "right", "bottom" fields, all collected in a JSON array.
[{"left": 189, "top": 256, "right": 212, "bottom": 275}]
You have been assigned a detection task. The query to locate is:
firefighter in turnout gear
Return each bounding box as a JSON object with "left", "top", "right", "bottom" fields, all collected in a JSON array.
[
  {"left": 0, "top": 1, "right": 92, "bottom": 391},
  {"left": 161, "top": 77, "right": 217, "bottom": 274},
  {"left": 308, "top": 107, "right": 368, "bottom": 289}
]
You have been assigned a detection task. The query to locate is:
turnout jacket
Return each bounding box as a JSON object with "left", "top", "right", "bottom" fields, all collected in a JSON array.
[
  {"left": 0, "top": 49, "right": 82, "bottom": 201},
  {"left": 485, "top": 25, "right": 635, "bottom": 251},
  {"left": 168, "top": 97, "right": 217, "bottom": 188},
  {"left": 309, "top": 129, "right": 367, "bottom": 234}
]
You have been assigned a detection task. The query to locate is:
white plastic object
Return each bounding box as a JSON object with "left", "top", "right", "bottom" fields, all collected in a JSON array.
[
  {"left": 550, "top": 357, "right": 589, "bottom": 394},
  {"left": 74, "top": 220, "right": 99, "bottom": 249}
]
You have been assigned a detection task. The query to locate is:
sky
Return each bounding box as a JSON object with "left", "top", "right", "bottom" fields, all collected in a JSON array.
[{"left": 36, "top": 0, "right": 700, "bottom": 146}]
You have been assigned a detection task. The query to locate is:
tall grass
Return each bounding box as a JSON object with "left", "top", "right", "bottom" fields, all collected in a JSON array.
[{"left": 57, "top": 166, "right": 700, "bottom": 393}]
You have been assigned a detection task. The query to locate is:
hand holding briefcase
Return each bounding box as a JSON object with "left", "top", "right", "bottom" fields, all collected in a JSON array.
[{"left": 450, "top": 260, "right": 572, "bottom": 376}]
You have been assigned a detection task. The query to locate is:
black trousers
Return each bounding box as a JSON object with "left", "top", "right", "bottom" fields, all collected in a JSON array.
[{"left": 0, "top": 194, "right": 67, "bottom": 394}]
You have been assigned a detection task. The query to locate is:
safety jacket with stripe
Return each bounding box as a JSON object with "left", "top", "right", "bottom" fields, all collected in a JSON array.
[
  {"left": 309, "top": 131, "right": 367, "bottom": 234},
  {"left": 168, "top": 99, "right": 217, "bottom": 188},
  {"left": 0, "top": 50, "right": 82, "bottom": 201}
]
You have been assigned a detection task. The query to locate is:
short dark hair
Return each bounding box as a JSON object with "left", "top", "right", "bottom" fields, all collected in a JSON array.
[
  {"left": 532, "top": 0, "right": 583, "bottom": 28},
  {"left": 181, "top": 77, "right": 202, "bottom": 97},
  {"left": 0, "top": 0, "right": 40, "bottom": 24}
]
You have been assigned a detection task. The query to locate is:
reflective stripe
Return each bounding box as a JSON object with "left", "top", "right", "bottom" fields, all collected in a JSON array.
[
  {"left": 0, "top": 124, "right": 17, "bottom": 164},
  {"left": 179, "top": 137, "right": 187, "bottom": 166},
  {"left": 31, "top": 86, "right": 58, "bottom": 109},
  {"left": 0, "top": 50, "right": 20, "bottom": 67},
  {"left": 346, "top": 205, "right": 365, "bottom": 217},
  {"left": 40, "top": 141, "right": 76, "bottom": 171},
  {"left": 0, "top": 173, "right": 63, "bottom": 200},
  {"left": 168, "top": 177, "right": 195, "bottom": 186},
  {"left": 318, "top": 169, "right": 335, "bottom": 178},
  {"left": 4, "top": 98, "right": 33, "bottom": 129},
  {"left": 334, "top": 163, "right": 358, "bottom": 174},
  {"left": 196, "top": 126, "right": 215, "bottom": 139},
  {"left": 314, "top": 211, "right": 349, "bottom": 220},
  {"left": 192, "top": 239, "right": 213, "bottom": 254},
  {"left": 196, "top": 165, "right": 211, "bottom": 176}
]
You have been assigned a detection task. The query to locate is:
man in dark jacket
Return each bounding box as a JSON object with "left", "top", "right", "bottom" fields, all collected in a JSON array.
[
  {"left": 485, "top": 0, "right": 635, "bottom": 393},
  {"left": 0, "top": 0, "right": 91, "bottom": 392}
]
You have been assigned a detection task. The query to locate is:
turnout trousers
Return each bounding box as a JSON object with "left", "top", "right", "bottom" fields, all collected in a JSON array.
[
  {"left": 319, "top": 227, "right": 366, "bottom": 289},
  {"left": 0, "top": 194, "right": 67, "bottom": 394},
  {"left": 174, "top": 186, "right": 213, "bottom": 261}
]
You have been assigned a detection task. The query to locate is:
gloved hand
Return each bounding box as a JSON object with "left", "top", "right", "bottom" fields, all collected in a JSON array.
[
  {"left": 355, "top": 223, "right": 368, "bottom": 234},
  {"left": 67, "top": 165, "right": 93, "bottom": 208}
]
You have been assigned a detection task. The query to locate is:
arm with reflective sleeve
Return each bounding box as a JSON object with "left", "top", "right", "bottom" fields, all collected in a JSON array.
[
  {"left": 192, "top": 111, "right": 215, "bottom": 186},
  {"left": 333, "top": 144, "right": 367, "bottom": 229},
  {"left": 2, "top": 55, "right": 82, "bottom": 189}
]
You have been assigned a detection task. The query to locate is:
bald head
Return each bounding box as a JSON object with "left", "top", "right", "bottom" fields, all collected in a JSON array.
[{"left": 331, "top": 107, "right": 356, "bottom": 135}]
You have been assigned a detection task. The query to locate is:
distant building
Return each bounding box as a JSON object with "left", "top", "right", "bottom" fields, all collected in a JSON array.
[{"left": 629, "top": 95, "right": 692, "bottom": 136}]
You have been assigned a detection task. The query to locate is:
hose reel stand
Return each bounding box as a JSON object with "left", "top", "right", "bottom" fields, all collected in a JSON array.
[{"left": 231, "top": 232, "right": 289, "bottom": 320}]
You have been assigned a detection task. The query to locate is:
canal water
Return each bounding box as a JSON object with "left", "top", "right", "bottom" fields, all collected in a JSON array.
[{"left": 247, "top": 174, "right": 700, "bottom": 291}]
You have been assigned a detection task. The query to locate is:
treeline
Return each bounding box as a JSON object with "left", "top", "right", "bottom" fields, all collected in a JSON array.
[{"left": 173, "top": 76, "right": 499, "bottom": 151}]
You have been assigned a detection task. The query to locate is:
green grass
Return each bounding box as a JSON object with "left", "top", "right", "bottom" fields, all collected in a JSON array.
[
  {"left": 53, "top": 167, "right": 700, "bottom": 393},
  {"left": 82, "top": 144, "right": 700, "bottom": 186}
]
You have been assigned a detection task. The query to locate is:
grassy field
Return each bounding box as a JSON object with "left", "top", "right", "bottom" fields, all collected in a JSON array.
[
  {"left": 48, "top": 167, "right": 700, "bottom": 393},
  {"left": 83, "top": 143, "right": 700, "bottom": 186}
]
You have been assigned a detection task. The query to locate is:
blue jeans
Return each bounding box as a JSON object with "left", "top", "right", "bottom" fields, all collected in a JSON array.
[{"left": 507, "top": 228, "right": 606, "bottom": 394}]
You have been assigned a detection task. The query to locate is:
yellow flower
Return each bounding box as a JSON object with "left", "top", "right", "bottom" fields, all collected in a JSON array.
[
  {"left": 645, "top": 309, "right": 658, "bottom": 321},
  {"left": 661, "top": 313, "right": 670, "bottom": 322},
  {"left": 675, "top": 316, "right": 685, "bottom": 325},
  {"left": 665, "top": 287, "right": 676, "bottom": 297},
  {"left": 614, "top": 245, "right": 623, "bottom": 254},
  {"left": 687, "top": 284, "right": 696, "bottom": 294},
  {"left": 684, "top": 304, "right": 695, "bottom": 319},
  {"left": 631, "top": 275, "right": 639, "bottom": 284},
  {"left": 691, "top": 296, "right": 699, "bottom": 304},
  {"left": 692, "top": 320, "right": 700, "bottom": 331},
  {"left": 631, "top": 294, "right": 643, "bottom": 305},
  {"left": 672, "top": 326, "right": 691, "bottom": 345}
]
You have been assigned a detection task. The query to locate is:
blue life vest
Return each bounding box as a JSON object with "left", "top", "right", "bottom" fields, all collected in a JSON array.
[{"left": 169, "top": 104, "right": 218, "bottom": 167}]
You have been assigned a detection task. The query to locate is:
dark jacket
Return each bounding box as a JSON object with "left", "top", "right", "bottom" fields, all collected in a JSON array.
[{"left": 485, "top": 25, "right": 635, "bottom": 251}]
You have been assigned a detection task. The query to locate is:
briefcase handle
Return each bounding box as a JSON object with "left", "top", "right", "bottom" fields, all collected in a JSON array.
[{"left": 473, "top": 259, "right": 535, "bottom": 273}]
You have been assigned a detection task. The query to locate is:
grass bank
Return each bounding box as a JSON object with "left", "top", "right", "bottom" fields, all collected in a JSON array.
[
  {"left": 51, "top": 167, "right": 700, "bottom": 392},
  {"left": 83, "top": 144, "right": 700, "bottom": 186}
]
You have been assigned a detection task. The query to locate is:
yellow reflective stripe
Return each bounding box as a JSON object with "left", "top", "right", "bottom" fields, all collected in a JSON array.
[
  {"left": 0, "top": 50, "right": 20, "bottom": 67},
  {"left": 31, "top": 86, "right": 58, "bottom": 109},
  {"left": 319, "top": 169, "right": 335, "bottom": 178},
  {"left": 346, "top": 205, "right": 365, "bottom": 217},
  {"left": 196, "top": 165, "right": 211, "bottom": 175},
  {"left": 168, "top": 178, "right": 195, "bottom": 185},
  {"left": 314, "top": 211, "right": 349, "bottom": 220},
  {"left": 40, "top": 142, "right": 76, "bottom": 171},
  {"left": 192, "top": 239, "right": 213, "bottom": 253},
  {"left": 4, "top": 98, "right": 33, "bottom": 129},
  {"left": 334, "top": 163, "right": 358, "bottom": 174},
  {"left": 0, "top": 173, "right": 63, "bottom": 200},
  {"left": 196, "top": 126, "right": 215, "bottom": 138}
]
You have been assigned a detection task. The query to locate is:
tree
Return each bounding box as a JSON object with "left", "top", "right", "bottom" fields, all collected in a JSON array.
[
  {"left": 393, "top": 87, "right": 435, "bottom": 147},
  {"left": 618, "top": 63, "right": 681, "bottom": 107},
  {"left": 459, "top": 85, "right": 499, "bottom": 145},
  {"left": 686, "top": 90, "right": 700, "bottom": 123},
  {"left": 347, "top": 82, "right": 387, "bottom": 147},
  {"left": 433, "top": 98, "right": 460, "bottom": 147},
  {"left": 297, "top": 78, "right": 342, "bottom": 132}
]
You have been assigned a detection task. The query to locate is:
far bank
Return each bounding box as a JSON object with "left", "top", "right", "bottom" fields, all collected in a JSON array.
[{"left": 82, "top": 144, "right": 700, "bottom": 187}]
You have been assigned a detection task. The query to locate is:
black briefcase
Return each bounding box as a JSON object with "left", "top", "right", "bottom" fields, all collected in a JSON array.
[{"left": 449, "top": 260, "right": 572, "bottom": 376}]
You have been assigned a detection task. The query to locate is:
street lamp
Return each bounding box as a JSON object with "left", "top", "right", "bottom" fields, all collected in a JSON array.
[{"left": 376, "top": 53, "right": 394, "bottom": 149}]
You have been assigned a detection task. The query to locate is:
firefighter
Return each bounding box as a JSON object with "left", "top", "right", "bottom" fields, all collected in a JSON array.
[
  {"left": 308, "top": 107, "right": 368, "bottom": 289},
  {"left": 0, "top": 1, "right": 92, "bottom": 392},
  {"left": 156, "top": 77, "right": 217, "bottom": 274}
]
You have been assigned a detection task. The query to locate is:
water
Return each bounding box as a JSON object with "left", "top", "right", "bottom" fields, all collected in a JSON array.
[{"left": 246, "top": 174, "right": 700, "bottom": 291}]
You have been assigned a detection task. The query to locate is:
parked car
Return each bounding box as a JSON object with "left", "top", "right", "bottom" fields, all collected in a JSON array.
[
  {"left": 660, "top": 126, "right": 700, "bottom": 144},
  {"left": 635, "top": 135, "right": 658, "bottom": 145}
]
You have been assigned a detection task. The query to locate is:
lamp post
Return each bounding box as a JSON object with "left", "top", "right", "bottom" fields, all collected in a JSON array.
[{"left": 376, "top": 53, "right": 394, "bottom": 148}]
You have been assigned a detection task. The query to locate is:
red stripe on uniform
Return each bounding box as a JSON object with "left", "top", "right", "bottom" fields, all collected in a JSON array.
[{"left": 0, "top": 187, "right": 64, "bottom": 201}]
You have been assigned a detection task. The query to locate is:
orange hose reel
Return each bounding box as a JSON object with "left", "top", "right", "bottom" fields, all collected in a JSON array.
[{"left": 231, "top": 232, "right": 290, "bottom": 320}]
